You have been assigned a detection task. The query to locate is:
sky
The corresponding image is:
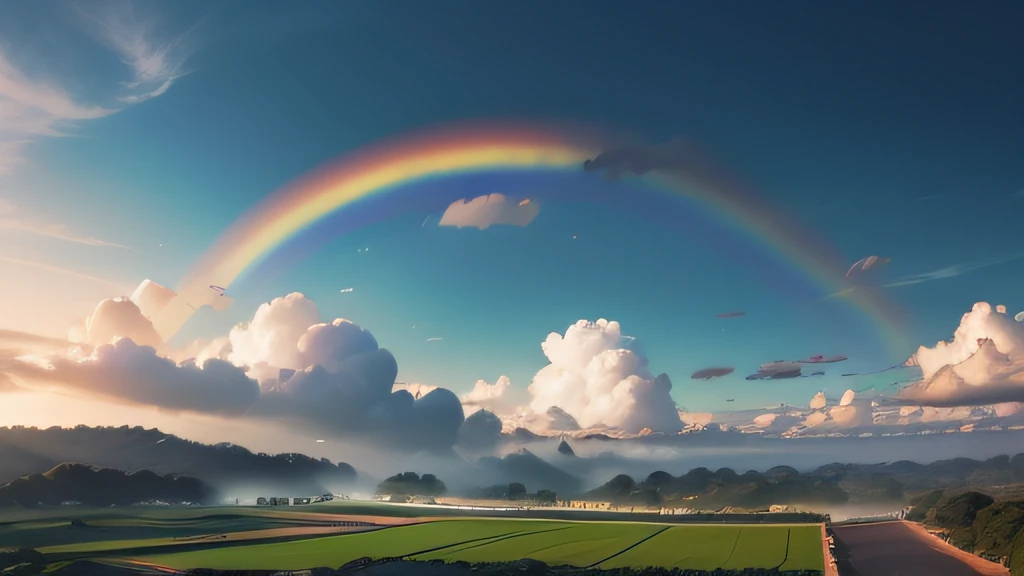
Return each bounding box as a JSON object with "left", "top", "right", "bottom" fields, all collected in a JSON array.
[{"left": 1, "top": 0, "right": 1023, "bottom": 446}]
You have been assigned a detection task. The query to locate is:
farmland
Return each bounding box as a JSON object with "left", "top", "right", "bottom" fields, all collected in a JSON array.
[{"left": 1, "top": 504, "right": 826, "bottom": 574}]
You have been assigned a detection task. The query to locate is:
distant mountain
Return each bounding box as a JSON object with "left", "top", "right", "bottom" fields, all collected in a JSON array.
[
  {"left": 585, "top": 466, "right": 849, "bottom": 510},
  {"left": 557, "top": 439, "right": 576, "bottom": 457},
  {"left": 584, "top": 452, "right": 1024, "bottom": 511},
  {"left": 0, "top": 463, "right": 210, "bottom": 508},
  {"left": 478, "top": 448, "right": 583, "bottom": 496},
  {"left": 0, "top": 426, "right": 356, "bottom": 496},
  {"left": 811, "top": 453, "right": 1024, "bottom": 497}
]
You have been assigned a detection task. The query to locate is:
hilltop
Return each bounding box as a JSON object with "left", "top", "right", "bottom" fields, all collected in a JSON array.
[
  {"left": 0, "top": 463, "right": 210, "bottom": 508},
  {"left": 584, "top": 452, "right": 1024, "bottom": 510},
  {"left": 0, "top": 426, "right": 356, "bottom": 496}
]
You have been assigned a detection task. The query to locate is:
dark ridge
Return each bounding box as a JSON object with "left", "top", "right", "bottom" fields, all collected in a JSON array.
[
  {"left": 556, "top": 439, "right": 576, "bottom": 457},
  {"left": 0, "top": 463, "right": 210, "bottom": 508},
  {"left": 0, "top": 426, "right": 356, "bottom": 495}
]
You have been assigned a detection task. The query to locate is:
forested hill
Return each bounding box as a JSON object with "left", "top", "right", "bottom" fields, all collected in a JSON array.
[{"left": 0, "top": 425, "right": 356, "bottom": 496}]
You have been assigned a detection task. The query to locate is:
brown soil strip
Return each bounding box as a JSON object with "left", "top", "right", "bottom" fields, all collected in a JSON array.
[{"left": 832, "top": 521, "right": 1009, "bottom": 576}]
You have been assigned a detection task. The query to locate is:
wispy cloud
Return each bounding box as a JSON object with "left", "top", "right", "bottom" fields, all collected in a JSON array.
[
  {"left": 426, "top": 337, "right": 443, "bottom": 342},
  {"left": 825, "top": 252, "right": 1024, "bottom": 299},
  {"left": 0, "top": 1, "right": 198, "bottom": 174},
  {"left": 77, "top": 1, "right": 200, "bottom": 105},
  {"left": 885, "top": 253, "right": 1024, "bottom": 288},
  {"left": 0, "top": 195, "right": 130, "bottom": 249},
  {"left": 0, "top": 255, "right": 130, "bottom": 291}
]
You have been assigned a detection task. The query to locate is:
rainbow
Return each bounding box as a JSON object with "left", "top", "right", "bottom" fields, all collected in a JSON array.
[{"left": 172, "top": 121, "right": 909, "bottom": 355}]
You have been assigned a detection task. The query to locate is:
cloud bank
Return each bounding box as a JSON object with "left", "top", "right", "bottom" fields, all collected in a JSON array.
[
  {"left": 5, "top": 292, "right": 466, "bottom": 452},
  {"left": 438, "top": 193, "right": 539, "bottom": 230},
  {"left": 898, "top": 302, "right": 1024, "bottom": 406}
]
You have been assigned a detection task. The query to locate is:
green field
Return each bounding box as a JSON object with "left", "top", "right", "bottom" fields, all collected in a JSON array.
[
  {"left": 1, "top": 506, "right": 825, "bottom": 573},
  {"left": 134, "top": 519, "right": 823, "bottom": 572}
]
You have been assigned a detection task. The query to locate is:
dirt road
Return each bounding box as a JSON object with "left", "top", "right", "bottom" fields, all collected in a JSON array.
[{"left": 832, "top": 521, "right": 1009, "bottom": 576}]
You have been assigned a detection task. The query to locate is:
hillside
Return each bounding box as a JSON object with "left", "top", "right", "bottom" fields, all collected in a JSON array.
[
  {"left": 0, "top": 463, "right": 210, "bottom": 507},
  {"left": 908, "top": 489, "right": 1024, "bottom": 573},
  {"left": 477, "top": 449, "right": 583, "bottom": 496},
  {"left": 0, "top": 426, "right": 356, "bottom": 496},
  {"left": 812, "top": 453, "right": 1024, "bottom": 497},
  {"left": 585, "top": 466, "right": 849, "bottom": 509}
]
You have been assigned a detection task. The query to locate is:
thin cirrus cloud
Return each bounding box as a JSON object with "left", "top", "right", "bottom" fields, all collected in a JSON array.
[
  {"left": 0, "top": 195, "right": 131, "bottom": 249},
  {"left": 885, "top": 252, "right": 1024, "bottom": 288},
  {"left": 0, "top": 1, "right": 198, "bottom": 174},
  {"left": 0, "top": 255, "right": 131, "bottom": 291}
]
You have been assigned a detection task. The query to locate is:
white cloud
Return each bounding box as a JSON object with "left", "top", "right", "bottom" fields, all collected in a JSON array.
[
  {"left": 82, "top": 297, "right": 163, "bottom": 350},
  {"left": 76, "top": 1, "right": 198, "bottom": 104},
  {"left": 460, "top": 375, "right": 515, "bottom": 416},
  {"left": 0, "top": 2, "right": 197, "bottom": 173},
  {"left": 898, "top": 302, "right": 1024, "bottom": 406},
  {"left": 2, "top": 291, "right": 468, "bottom": 452},
  {"left": 228, "top": 293, "right": 321, "bottom": 375},
  {"left": 7, "top": 337, "right": 259, "bottom": 415},
  {"left": 526, "top": 319, "right": 682, "bottom": 434},
  {"left": 809, "top": 391, "right": 826, "bottom": 410},
  {"left": 438, "top": 193, "right": 539, "bottom": 230}
]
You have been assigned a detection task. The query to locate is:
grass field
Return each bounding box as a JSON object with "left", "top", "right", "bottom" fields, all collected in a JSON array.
[
  {"left": 1, "top": 505, "right": 826, "bottom": 573},
  {"left": 134, "top": 519, "right": 824, "bottom": 572}
]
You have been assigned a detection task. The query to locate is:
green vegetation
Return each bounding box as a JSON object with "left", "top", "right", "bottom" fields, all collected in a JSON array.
[
  {"left": 0, "top": 463, "right": 209, "bottom": 508},
  {"left": 1010, "top": 527, "right": 1024, "bottom": 576},
  {"left": 464, "top": 483, "right": 558, "bottom": 504},
  {"left": 601, "top": 525, "right": 822, "bottom": 572},
  {"left": 2, "top": 505, "right": 825, "bottom": 574},
  {"left": 131, "top": 519, "right": 823, "bottom": 572},
  {"left": 912, "top": 489, "right": 1024, "bottom": 570},
  {"left": 585, "top": 467, "right": 847, "bottom": 510},
  {"left": 931, "top": 491, "right": 995, "bottom": 529},
  {"left": 375, "top": 472, "right": 447, "bottom": 497},
  {"left": 906, "top": 489, "right": 943, "bottom": 521}
]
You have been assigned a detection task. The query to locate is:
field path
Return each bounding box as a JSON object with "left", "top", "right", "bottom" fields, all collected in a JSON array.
[{"left": 832, "top": 521, "right": 1009, "bottom": 576}]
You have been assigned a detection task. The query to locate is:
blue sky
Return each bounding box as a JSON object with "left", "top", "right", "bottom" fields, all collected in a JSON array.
[{"left": 1, "top": 0, "right": 1023, "bottom": 413}]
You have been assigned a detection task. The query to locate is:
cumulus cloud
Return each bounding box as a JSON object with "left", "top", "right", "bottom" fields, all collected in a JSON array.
[
  {"left": 228, "top": 293, "right": 320, "bottom": 375},
  {"left": 438, "top": 193, "right": 539, "bottom": 230},
  {"left": 393, "top": 382, "right": 438, "bottom": 399},
  {"left": 898, "top": 302, "right": 1024, "bottom": 406},
  {"left": 82, "top": 297, "right": 163, "bottom": 349},
  {"left": 460, "top": 375, "right": 516, "bottom": 416},
  {"left": 809, "top": 391, "right": 826, "bottom": 410},
  {"left": 5, "top": 291, "right": 467, "bottom": 452},
  {"left": 0, "top": 3, "right": 197, "bottom": 174},
  {"left": 828, "top": 390, "right": 873, "bottom": 428},
  {"left": 7, "top": 338, "right": 259, "bottom": 415},
  {"left": 526, "top": 319, "right": 682, "bottom": 434}
]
